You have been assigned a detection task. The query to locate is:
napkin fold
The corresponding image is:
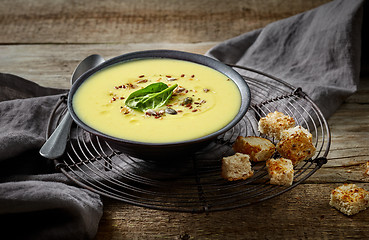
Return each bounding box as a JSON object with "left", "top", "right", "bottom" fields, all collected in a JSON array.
[
  {"left": 0, "top": 0, "right": 367, "bottom": 239},
  {"left": 207, "top": 0, "right": 367, "bottom": 119},
  {"left": 0, "top": 74, "right": 103, "bottom": 240}
]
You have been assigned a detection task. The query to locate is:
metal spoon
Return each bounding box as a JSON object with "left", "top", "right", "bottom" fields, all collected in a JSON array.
[{"left": 39, "top": 54, "right": 105, "bottom": 159}]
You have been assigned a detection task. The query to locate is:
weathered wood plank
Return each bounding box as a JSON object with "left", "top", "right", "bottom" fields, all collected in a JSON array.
[
  {"left": 0, "top": 43, "right": 216, "bottom": 88},
  {"left": 0, "top": 0, "right": 330, "bottom": 44},
  {"left": 95, "top": 183, "right": 369, "bottom": 240},
  {"left": 306, "top": 164, "right": 369, "bottom": 183},
  {"left": 346, "top": 78, "right": 369, "bottom": 103}
]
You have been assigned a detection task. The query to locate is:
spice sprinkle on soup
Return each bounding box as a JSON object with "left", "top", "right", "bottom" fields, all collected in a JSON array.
[{"left": 72, "top": 58, "right": 241, "bottom": 143}]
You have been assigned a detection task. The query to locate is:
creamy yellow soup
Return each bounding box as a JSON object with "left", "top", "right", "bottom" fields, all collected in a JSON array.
[{"left": 73, "top": 58, "right": 241, "bottom": 143}]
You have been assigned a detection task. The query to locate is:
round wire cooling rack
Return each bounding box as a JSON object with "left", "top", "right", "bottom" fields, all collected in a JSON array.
[{"left": 47, "top": 65, "right": 331, "bottom": 213}]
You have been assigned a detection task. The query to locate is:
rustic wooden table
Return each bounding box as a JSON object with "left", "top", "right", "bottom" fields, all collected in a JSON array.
[{"left": 1, "top": 0, "right": 369, "bottom": 239}]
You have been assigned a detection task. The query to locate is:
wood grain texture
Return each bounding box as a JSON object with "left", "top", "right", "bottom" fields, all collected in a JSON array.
[
  {"left": 95, "top": 184, "right": 369, "bottom": 240},
  {"left": 1, "top": 0, "right": 330, "bottom": 44},
  {"left": 0, "top": 43, "right": 215, "bottom": 88}
]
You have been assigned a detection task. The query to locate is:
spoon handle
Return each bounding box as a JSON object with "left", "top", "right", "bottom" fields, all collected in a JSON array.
[{"left": 39, "top": 112, "right": 73, "bottom": 159}]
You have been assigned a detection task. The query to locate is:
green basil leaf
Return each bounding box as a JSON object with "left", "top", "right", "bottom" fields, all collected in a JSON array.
[
  {"left": 125, "top": 82, "right": 167, "bottom": 109},
  {"left": 125, "top": 82, "right": 178, "bottom": 111}
]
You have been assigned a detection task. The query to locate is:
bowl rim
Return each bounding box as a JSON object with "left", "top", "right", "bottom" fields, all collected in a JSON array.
[{"left": 67, "top": 49, "right": 251, "bottom": 147}]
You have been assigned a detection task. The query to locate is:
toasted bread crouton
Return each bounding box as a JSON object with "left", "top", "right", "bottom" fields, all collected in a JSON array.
[
  {"left": 330, "top": 184, "right": 369, "bottom": 216},
  {"left": 280, "top": 126, "right": 313, "bottom": 142},
  {"left": 222, "top": 153, "right": 254, "bottom": 181},
  {"left": 232, "top": 136, "right": 275, "bottom": 162},
  {"left": 365, "top": 161, "right": 369, "bottom": 176},
  {"left": 258, "top": 111, "right": 295, "bottom": 140},
  {"left": 276, "top": 126, "right": 316, "bottom": 165},
  {"left": 266, "top": 158, "right": 294, "bottom": 186}
]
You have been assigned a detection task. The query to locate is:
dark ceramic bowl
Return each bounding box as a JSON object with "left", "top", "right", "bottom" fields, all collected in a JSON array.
[{"left": 68, "top": 50, "right": 251, "bottom": 160}]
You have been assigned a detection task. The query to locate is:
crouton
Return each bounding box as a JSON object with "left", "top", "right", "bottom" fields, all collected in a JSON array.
[
  {"left": 329, "top": 184, "right": 369, "bottom": 216},
  {"left": 266, "top": 158, "right": 294, "bottom": 186},
  {"left": 258, "top": 111, "right": 295, "bottom": 140},
  {"left": 280, "top": 126, "right": 313, "bottom": 142},
  {"left": 232, "top": 136, "right": 275, "bottom": 162},
  {"left": 276, "top": 126, "right": 316, "bottom": 165},
  {"left": 221, "top": 153, "right": 254, "bottom": 181}
]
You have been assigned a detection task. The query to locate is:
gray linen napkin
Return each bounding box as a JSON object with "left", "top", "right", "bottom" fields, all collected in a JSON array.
[
  {"left": 206, "top": 0, "right": 367, "bottom": 119},
  {"left": 0, "top": 73, "right": 103, "bottom": 240}
]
